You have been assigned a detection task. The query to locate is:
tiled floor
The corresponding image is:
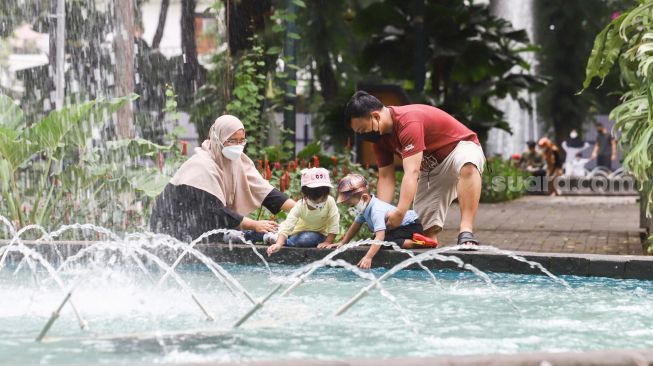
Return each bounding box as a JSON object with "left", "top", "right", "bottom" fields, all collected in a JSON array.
[{"left": 438, "top": 196, "right": 645, "bottom": 255}]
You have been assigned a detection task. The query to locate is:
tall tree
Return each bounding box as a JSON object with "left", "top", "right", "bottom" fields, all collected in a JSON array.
[
  {"left": 114, "top": 0, "right": 136, "bottom": 138},
  {"left": 152, "top": 0, "right": 170, "bottom": 49},
  {"left": 353, "top": 0, "right": 545, "bottom": 143},
  {"left": 535, "top": 0, "right": 627, "bottom": 143}
]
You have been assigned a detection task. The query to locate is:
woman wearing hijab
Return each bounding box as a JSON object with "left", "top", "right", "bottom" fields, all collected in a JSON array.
[
  {"left": 150, "top": 115, "right": 295, "bottom": 242},
  {"left": 561, "top": 129, "right": 590, "bottom": 175}
]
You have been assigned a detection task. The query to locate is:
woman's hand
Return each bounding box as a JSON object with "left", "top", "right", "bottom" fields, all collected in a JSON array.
[
  {"left": 318, "top": 242, "right": 342, "bottom": 249},
  {"left": 253, "top": 220, "right": 278, "bottom": 233}
]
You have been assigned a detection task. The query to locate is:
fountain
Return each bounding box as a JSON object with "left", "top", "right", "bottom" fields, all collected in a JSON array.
[{"left": 2, "top": 217, "right": 653, "bottom": 365}]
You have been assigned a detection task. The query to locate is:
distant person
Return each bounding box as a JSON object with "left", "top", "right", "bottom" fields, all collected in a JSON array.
[
  {"left": 561, "top": 130, "right": 590, "bottom": 175},
  {"left": 538, "top": 137, "right": 564, "bottom": 196},
  {"left": 519, "top": 140, "right": 545, "bottom": 176},
  {"left": 267, "top": 168, "right": 340, "bottom": 255},
  {"left": 590, "top": 122, "right": 616, "bottom": 171},
  {"left": 569, "top": 152, "right": 593, "bottom": 177}
]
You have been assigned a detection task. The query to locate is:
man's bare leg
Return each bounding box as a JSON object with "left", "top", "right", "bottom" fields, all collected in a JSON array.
[{"left": 457, "top": 163, "right": 481, "bottom": 236}]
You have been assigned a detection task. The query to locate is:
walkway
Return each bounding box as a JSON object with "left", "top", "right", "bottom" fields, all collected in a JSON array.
[{"left": 439, "top": 196, "right": 645, "bottom": 255}]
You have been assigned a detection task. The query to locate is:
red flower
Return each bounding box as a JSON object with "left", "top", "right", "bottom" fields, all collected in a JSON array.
[
  {"left": 280, "top": 169, "right": 286, "bottom": 192},
  {"left": 285, "top": 170, "right": 290, "bottom": 188},
  {"left": 274, "top": 161, "right": 281, "bottom": 170},
  {"left": 257, "top": 159, "right": 263, "bottom": 171},
  {"left": 611, "top": 11, "right": 621, "bottom": 21},
  {"left": 313, "top": 155, "right": 319, "bottom": 167},
  {"left": 265, "top": 159, "right": 272, "bottom": 180},
  {"left": 343, "top": 160, "right": 349, "bottom": 175},
  {"left": 181, "top": 140, "right": 188, "bottom": 155},
  {"left": 331, "top": 156, "right": 337, "bottom": 166}
]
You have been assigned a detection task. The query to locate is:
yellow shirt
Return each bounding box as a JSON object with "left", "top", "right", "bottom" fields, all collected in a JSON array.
[{"left": 278, "top": 196, "right": 340, "bottom": 238}]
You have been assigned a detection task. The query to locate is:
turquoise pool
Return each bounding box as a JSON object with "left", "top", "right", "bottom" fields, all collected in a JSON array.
[{"left": 1, "top": 261, "right": 653, "bottom": 365}]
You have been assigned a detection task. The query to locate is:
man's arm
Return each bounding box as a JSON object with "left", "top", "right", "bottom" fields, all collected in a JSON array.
[
  {"left": 377, "top": 164, "right": 396, "bottom": 203},
  {"left": 386, "top": 152, "right": 423, "bottom": 229},
  {"left": 590, "top": 141, "right": 599, "bottom": 160}
]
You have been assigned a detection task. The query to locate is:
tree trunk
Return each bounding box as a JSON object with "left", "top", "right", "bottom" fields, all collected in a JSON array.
[
  {"left": 114, "top": 0, "right": 135, "bottom": 138},
  {"left": 224, "top": 0, "right": 271, "bottom": 55},
  {"left": 179, "top": 0, "right": 205, "bottom": 106},
  {"left": 152, "top": 0, "right": 170, "bottom": 49},
  {"left": 314, "top": 0, "right": 338, "bottom": 101}
]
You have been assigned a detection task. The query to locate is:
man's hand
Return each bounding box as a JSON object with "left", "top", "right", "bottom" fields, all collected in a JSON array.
[
  {"left": 357, "top": 255, "right": 372, "bottom": 269},
  {"left": 385, "top": 209, "right": 405, "bottom": 230},
  {"left": 611, "top": 154, "right": 617, "bottom": 161},
  {"left": 267, "top": 243, "right": 283, "bottom": 256},
  {"left": 254, "top": 220, "right": 278, "bottom": 233}
]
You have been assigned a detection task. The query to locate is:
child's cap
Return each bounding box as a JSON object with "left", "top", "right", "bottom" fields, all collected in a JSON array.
[
  {"left": 300, "top": 167, "right": 332, "bottom": 188},
  {"left": 336, "top": 174, "right": 369, "bottom": 203}
]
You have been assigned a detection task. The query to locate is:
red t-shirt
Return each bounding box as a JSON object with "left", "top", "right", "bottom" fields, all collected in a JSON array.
[{"left": 373, "top": 105, "right": 480, "bottom": 171}]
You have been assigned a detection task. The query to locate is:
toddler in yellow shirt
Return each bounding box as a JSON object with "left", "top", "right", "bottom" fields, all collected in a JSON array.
[{"left": 267, "top": 167, "right": 340, "bottom": 255}]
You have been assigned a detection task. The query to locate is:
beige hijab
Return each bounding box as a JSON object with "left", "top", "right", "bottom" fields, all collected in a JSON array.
[{"left": 170, "top": 115, "right": 274, "bottom": 216}]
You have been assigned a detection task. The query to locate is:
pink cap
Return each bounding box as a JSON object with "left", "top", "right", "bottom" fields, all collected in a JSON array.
[{"left": 300, "top": 167, "right": 333, "bottom": 188}]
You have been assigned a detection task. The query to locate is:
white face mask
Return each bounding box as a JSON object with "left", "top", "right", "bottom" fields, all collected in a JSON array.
[
  {"left": 221, "top": 145, "right": 244, "bottom": 161},
  {"left": 349, "top": 198, "right": 368, "bottom": 216},
  {"left": 306, "top": 199, "right": 326, "bottom": 210},
  {"left": 570, "top": 131, "right": 578, "bottom": 139}
]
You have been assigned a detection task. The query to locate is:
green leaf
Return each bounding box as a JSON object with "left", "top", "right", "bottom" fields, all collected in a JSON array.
[
  {"left": 104, "top": 138, "right": 172, "bottom": 157},
  {"left": 297, "top": 141, "right": 321, "bottom": 159},
  {"left": 0, "top": 94, "right": 25, "bottom": 131},
  {"left": 292, "top": 0, "right": 306, "bottom": 8},
  {"left": 0, "top": 127, "right": 37, "bottom": 170},
  {"left": 266, "top": 46, "right": 282, "bottom": 55},
  {"left": 130, "top": 171, "right": 171, "bottom": 197}
]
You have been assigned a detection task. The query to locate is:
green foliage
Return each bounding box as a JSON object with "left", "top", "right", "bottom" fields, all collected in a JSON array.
[
  {"left": 0, "top": 94, "right": 185, "bottom": 238},
  {"left": 480, "top": 157, "right": 528, "bottom": 203},
  {"left": 353, "top": 0, "right": 545, "bottom": 142},
  {"left": 537, "top": 0, "right": 628, "bottom": 142},
  {"left": 225, "top": 40, "right": 270, "bottom": 157},
  {"left": 582, "top": 0, "right": 653, "bottom": 216}
]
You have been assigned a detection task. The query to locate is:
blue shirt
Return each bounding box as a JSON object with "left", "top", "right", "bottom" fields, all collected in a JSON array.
[{"left": 355, "top": 195, "right": 419, "bottom": 233}]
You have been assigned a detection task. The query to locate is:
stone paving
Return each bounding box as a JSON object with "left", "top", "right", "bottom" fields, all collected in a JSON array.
[{"left": 438, "top": 196, "right": 645, "bottom": 255}]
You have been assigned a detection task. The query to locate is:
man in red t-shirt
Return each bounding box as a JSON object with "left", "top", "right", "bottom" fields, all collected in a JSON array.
[{"left": 345, "top": 91, "right": 486, "bottom": 247}]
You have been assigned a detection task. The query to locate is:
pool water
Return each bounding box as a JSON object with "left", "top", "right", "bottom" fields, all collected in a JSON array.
[{"left": 1, "top": 262, "right": 653, "bottom": 365}]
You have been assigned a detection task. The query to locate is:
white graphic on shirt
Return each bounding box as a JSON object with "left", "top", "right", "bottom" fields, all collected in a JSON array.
[{"left": 420, "top": 153, "right": 439, "bottom": 172}]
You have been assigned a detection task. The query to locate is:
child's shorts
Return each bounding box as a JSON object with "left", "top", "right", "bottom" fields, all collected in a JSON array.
[{"left": 382, "top": 220, "right": 424, "bottom": 248}]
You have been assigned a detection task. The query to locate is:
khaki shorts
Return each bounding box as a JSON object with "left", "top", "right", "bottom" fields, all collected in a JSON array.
[{"left": 414, "top": 141, "right": 485, "bottom": 231}]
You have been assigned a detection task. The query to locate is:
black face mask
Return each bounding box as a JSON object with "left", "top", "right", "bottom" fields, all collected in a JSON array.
[
  {"left": 358, "top": 131, "right": 382, "bottom": 142},
  {"left": 357, "top": 116, "right": 382, "bottom": 142}
]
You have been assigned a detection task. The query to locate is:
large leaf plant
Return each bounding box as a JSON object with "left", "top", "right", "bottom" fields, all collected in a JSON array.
[
  {"left": 582, "top": 0, "right": 653, "bottom": 217},
  {"left": 0, "top": 94, "right": 183, "bottom": 238}
]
